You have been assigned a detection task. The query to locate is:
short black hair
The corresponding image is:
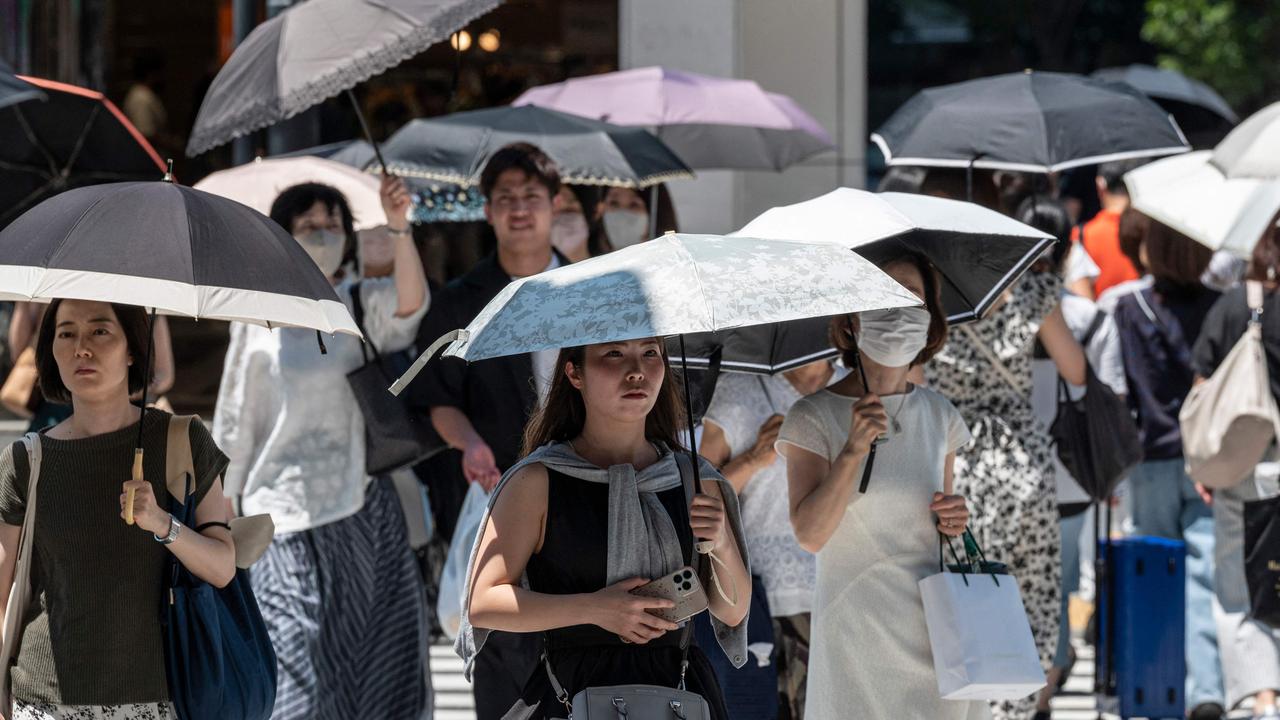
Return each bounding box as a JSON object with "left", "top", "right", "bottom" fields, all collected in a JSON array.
[
  {"left": 1097, "top": 159, "right": 1146, "bottom": 194},
  {"left": 1016, "top": 194, "right": 1074, "bottom": 268},
  {"left": 479, "top": 142, "right": 561, "bottom": 201},
  {"left": 269, "top": 182, "right": 357, "bottom": 272},
  {"left": 36, "top": 299, "right": 153, "bottom": 404}
]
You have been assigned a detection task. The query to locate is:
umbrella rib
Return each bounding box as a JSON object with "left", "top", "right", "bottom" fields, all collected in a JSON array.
[
  {"left": 679, "top": 239, "right": 716, "bottom": 331},
  {"left": 0, "top": 176, "right": 65, "bottom": 227},
  {"left": 0, "top": 159, "right": 51, "bottom": 176},
  {"left": 12, "top": 105, "right": 60, "bottom": 177},
  {"left": 60, "top": 103, "right": 103, "bottom": 176}
]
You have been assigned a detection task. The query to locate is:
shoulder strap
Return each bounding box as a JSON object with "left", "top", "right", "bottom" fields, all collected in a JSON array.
[
  {"left": 350, "top": 280, "right": 378, "bottom": 360},
  {"left": 1081, "top": 309, "right": 1107, "bottom": 347},
  {"left": 957, "top": 324, "right": 1021, "bottom": 394},
  {"left": 1247, "top": 280, "right": 1265, "bottom": 319},
  {"left": 165, "top": 414, "right": 196, "bottom": 505}
]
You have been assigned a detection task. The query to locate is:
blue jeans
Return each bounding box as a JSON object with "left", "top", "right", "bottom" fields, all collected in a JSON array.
[
  {"left": 1128, "top": 457, "right": 1224, "bottom": 708},
  {"left": 1054, "top": 510, "right": 1086, "bottom": 669}
]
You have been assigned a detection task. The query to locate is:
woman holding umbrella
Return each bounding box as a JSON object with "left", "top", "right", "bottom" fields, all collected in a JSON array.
[
  {"left": 0, "top": 300, "right": 234, "bottom": 719},
  {"left": 778, "top": 252, "right": 983, "bottom": 719},
  {"left": 212, "top": 175, "right": 430, "bottom": 719},
  {"left": 459, "top": 337, "right": 752, "bottom": 720}
]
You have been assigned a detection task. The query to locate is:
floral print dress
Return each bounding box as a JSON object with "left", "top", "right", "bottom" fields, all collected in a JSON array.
[{"left": 926, "top": 270, "right": 1063, "bottom": 720}]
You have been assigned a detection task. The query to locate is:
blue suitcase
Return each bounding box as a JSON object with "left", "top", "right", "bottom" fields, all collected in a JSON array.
[{"left": 1097, "top": 536, "right": 1186, "bottom": 719}]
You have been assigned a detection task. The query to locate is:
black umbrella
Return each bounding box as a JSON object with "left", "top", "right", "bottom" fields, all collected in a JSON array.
[
  {"left": 871, "top": 70, "right": 1190, "bottom": 174},
  {"left": 0, "top": 75, "right": 166, "bottom": 228},
  {"left": 0, "top": 178, "right": 360, "bottom": 520},
  {"left": 0, "top": 61, "right": 44, "bottom": 110},
  {"left": 667, "top": 316, "right": 838, "bottom": 375},
  {"left": 379, "top": 105, "right": 694, "bottom": 189},
  {"left": 1092, "top": 65, "right": 1237, "bottom": 133}
]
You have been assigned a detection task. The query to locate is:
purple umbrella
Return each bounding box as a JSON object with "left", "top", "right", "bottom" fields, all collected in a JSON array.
[{"left": 514, "top": 66, "right": 834, "bottom": 171}]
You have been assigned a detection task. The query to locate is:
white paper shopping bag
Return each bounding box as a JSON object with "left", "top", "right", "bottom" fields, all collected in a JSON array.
[{"left": 918, "top": 570, "right": 1047, "bottom": 701}]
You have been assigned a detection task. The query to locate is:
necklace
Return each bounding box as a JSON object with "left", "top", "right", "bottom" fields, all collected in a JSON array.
[{"left": 885, "top": 392, "right": 909, "bottom": 434}]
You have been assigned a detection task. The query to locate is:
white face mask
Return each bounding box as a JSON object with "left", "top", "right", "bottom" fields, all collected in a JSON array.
[
  {"left": 856, "top": 305, "right": 932, "bottom": 368},
  {"left": 602, "top": 210, "right": 649, "bottom": 250},
  {"left": 551, "top": 212, "right": 590, "bottom": 257},
  {"left": 295, "top": 229, "right": 346, "bottom": 278}
]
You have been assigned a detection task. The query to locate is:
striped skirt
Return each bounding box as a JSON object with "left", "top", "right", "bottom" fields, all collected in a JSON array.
[{"left": 251, "top": 477, "right": 431, "bottom": 720}]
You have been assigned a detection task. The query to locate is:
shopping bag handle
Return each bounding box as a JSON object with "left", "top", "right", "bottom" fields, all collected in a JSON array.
[{"left": 937, "top": 529, "right": 1001, "bottom": 587}]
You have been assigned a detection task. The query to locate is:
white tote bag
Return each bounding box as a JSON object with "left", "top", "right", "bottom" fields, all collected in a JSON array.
[
  {"left": 919, "top": 564, "right": 1046, "bottom": 701},
  {"left": 436, "top": 482, "right": 490, "bottom": 639}
]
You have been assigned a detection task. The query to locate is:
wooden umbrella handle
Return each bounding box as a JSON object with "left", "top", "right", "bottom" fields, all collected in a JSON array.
[{"left": 125, "top": 449, "right": 143, "bottom": 525}]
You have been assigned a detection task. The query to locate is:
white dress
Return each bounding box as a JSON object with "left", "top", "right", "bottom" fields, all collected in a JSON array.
[{"left": 777, "top": 385, "right": 988, "bottom": 720}]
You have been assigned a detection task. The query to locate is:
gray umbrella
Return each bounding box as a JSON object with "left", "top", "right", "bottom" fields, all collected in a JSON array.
[
  {"left": 380, "top": 105, "right": 694, "bottom": 189},
  {"left": 1092, "top": 65, "right": 1237, "bottom": 125},
  {"left": 186, "top": 0, "right": 499, "bottom": 157}
]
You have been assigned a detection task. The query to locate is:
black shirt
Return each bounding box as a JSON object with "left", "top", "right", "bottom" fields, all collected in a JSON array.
[{"left": 1192, "top": 284, "right": 1280, "bottom": 404}]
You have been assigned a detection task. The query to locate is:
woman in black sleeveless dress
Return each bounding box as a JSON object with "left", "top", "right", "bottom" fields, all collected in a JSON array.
[{"left": 462, "top": 338, "right": 752, "bottom": 720}]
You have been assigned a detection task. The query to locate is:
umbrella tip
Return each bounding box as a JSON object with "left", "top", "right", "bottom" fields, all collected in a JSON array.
[{"left": 162, "top": 159, "right": 175, "bottom": 183}]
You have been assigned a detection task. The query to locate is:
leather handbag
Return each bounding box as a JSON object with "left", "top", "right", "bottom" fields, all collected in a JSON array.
[
  {"left": 1244, "top": 488, "right": 1280, "bottom": 628},
  {"left": 346, "top": 281, "right": 444, "bottom": 476},
  {"left": 544, "top": 453, "right": 712, "bottom": 720},
  {"left": 0, "top": 347, "right": 39, "bottom": 419},
  {"left": 1180, "top": 281, "right": 1280, "bottom": 489},
  {"left": 1, "top": 433, "right": 42, "bottom": 717},
  {"left": 161, "top": 415, "right": 277, "bottom": 720}
]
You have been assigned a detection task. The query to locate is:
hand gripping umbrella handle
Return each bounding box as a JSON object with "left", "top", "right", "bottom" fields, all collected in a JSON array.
[
  {"left": 389, "top": 329, "right": 468, "bottom": 396},
  {"left": 125, "top": 449, "right": 143, "bottom": 525}
]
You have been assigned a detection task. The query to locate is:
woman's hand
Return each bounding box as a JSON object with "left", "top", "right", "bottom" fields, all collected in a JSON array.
[
  {"left": 380, "top": 174, "right": 412, "bottom": 231},
  {"left": 690, "top": 492, "right": 728, "bottom": 548},
  {"left": 746, "top": 414, "right": 785, "bottom": 467},
  {"left": 931, "top": 492, "right": 969, "bottom": 537},
  {"left": 120, "top": 480, "right": 170, "bottom": 536},
  {"left": 842, "top": 393, "right": 887, "bottom": 456},
  {"left": 589, "top": 578, "right": 679, "bottom": 644}
]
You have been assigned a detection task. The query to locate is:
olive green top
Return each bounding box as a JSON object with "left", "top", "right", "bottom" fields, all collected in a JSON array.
[{"left": 0, "top": 411, "right": 227, "bottom": 705}]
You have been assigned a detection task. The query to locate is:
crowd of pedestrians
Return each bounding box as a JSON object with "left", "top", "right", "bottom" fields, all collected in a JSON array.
[{"left": 1, "top": 125, "right": 1279, "bottom": 720}]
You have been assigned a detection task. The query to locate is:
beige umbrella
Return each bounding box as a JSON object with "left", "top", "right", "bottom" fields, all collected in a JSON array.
[{"left": 194, "top": 155, "right": 390, "bottom": 230}]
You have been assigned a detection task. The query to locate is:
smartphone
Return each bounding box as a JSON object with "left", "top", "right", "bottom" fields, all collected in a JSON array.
[{"left": 630, "top": 566, "right": 709, "bottom": 623}]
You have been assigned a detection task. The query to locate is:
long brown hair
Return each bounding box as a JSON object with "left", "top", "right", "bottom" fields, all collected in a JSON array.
[
  {"left": 520, "top": 342, "right": 688, "bottom": 457},
  {"left": 829, "top": 251, "right": 949, "bottom": 377}
]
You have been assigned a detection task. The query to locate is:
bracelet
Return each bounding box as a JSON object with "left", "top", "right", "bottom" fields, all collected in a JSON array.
[{"left": 386, "top": 225, "right": 412, "bottom": 237}]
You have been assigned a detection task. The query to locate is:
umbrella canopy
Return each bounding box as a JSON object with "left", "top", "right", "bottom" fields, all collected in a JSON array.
[
  {"left": 1210, "top": 101, "right": 1280, "bottom": 179},
  {"left": 0, "top": 181, "right": 359, "bottom": 336},
  {"left": 513, "top": 66, "right": 834, "bottom": 171},
  {"left": 1092, "top": 64, "right": 1237, "bottom": 125},
  {"left": 667, "top": 316, "right": 838, "bottom": 376},
  {"left": 871, "top": 70, "right": 1190, "bottom": 173},
  {"left": 735, "top": 188, "right": 1054, "bottom": 323},
  {"left": 390, "top": 233, "right": 919, "bottom": 393},
  {"left": 0, "top": 76, "right": 165, "bottom": 228},
  {"left": 275, "top": 139, "right": 377, "bottom": 169},
  {"left": 0, "top": 61, "right": 44, "bottom": 110},
  {"left": 194, "top": 155, "right": 388, "bottom": 230},
  {"left": 1126, "top": 150, "right": 1280, "bottom": 259},
  {"left": 379, "top": 105, "right": 693, "bottom": 188},
  {"left": 186, "top": 0, "right": 500, "bottom": 156}
]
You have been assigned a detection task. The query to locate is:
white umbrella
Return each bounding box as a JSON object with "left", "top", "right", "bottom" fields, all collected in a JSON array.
[
  {"left": 1126, "top": 150, "right": 1280, "bottom": 258},
  {"left": 1211, "top": 101, "right": 1280, "bottom": 179},
  {"left": 735, "top": 188, "right": 1054, "bottom": 323},
  {"left": 194, "top": 156, "right": 389, "bottom": 231},
  {"left": 391, "top": 232, "right": 919, "bottom": 391}
]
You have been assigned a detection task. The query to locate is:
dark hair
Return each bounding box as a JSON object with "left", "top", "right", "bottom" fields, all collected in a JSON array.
[
  {"left": 35, "top": 299, "right": 153, "bottom": 404},
  {"left": 521, "top": 342, "right": 687, "bottom": 456},
  {"left": 1016, "top": 194, "right": 1073, "bottom": 268},
  {"left": 1144, "top": 219, "right": 1213, "bottom": 290},
  {"left": 479, "top": 142, "right": 561, "bottom": 201},
  {"left": 1118, "top": 207, "right": 1149, "bottom": 274},
  {"left": 269, "top": 182, "right": 358, "bottom": 272},
  {"left": 919, "top": 167, "right": 1000, "bottom": 211},
  {"left": 829, "top": 252, "right": 949, "bottom": 377},
  {"left": 1247, "top": 209, "right": 1280, "bottom": 283},
  {"left": 1097, "top": 159, "right": 1145, "bottom": 195}
]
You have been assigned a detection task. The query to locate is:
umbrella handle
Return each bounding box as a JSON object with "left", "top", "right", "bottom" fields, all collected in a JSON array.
[{"left": 125, "top": 448, "right": 143, "bottom": 525}]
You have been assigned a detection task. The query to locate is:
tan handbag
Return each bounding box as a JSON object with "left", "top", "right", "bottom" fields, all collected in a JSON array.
[
  {"left": 1, "top": 433, "right": 42, "bottom": 716},
  {"left": 1180, "top": 281, "right": 1280, "bottom": 489},
  {"left": 165, "top": 415, "right": 273, "bottom": 568},
  {"left": 0, "top": 348, "right": 38, "bottom": 419}
]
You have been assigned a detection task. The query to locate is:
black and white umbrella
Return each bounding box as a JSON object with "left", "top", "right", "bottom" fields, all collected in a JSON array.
[
  {"left": 0, "top": 180, "right": 359, "bottom": 336},
  {"left": 1092, "top": 64, "right": 1237, "bottom": 127},
  {"left": 871, "top": 70, "right": 1190, "bottom": 173},
  {"left": 667, "top": 316, "right": 838, "bottom": 376},
  {"left": 186, "top": 0, "right": 500, "bottom": 157},
  {"left": 379, "top": 105, "right": 693, "bottom": 189}
]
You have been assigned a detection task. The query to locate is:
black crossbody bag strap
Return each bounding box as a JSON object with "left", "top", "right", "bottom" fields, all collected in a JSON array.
[{"left": 349, "top": 280, "right": 378, "bottom": 364}]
